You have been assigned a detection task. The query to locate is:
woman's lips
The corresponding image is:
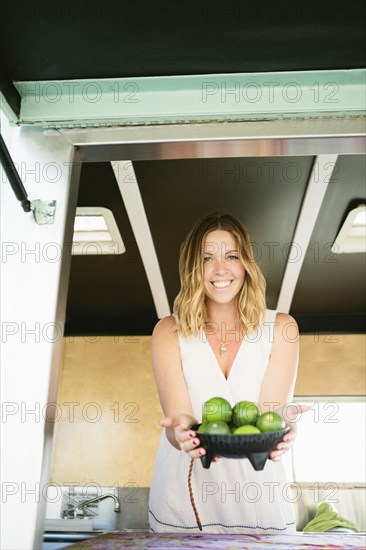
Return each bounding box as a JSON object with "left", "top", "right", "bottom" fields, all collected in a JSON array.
[{"left": 211, "top": 280, "right": 233, "bottom": 289}]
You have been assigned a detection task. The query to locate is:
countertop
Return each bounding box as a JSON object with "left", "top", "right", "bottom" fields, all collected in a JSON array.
[{"left": 66, "top": 531, "right": 366, "bottom": 549}]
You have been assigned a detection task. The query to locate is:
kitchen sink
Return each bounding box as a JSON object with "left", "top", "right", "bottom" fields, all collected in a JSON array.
[
  {"left": 42, "top": 519, "right": 105, "bottom": 549},
  {"left": 42, "top": 529, "right": 149, "bottom": 549},
  {"left": 42, "top": 530, "right": 106, "bottom": 549}
]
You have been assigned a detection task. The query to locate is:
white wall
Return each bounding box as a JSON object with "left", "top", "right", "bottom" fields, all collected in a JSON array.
[{"left": 0, "top": 117, "right": 80, "bottom": 549}]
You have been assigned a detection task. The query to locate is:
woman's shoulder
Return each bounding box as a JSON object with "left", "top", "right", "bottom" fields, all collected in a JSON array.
[
  {"left": 263, "top": 310, "right": 299, "bottom": 342},
  {"left": 274, "top": 311, "right": 298, "bottom": 328},
  {"left": 271, "top": 311, "right": 299, "bottom": 345},
  {"left": 151, "top": 316, "right": 181, "bottom": 357},
  {"left": 264, "top": 308, "right": 297, "bottom": 325},
  {"left": 152, "top": 315, "right": 177, "bottom": 339}
]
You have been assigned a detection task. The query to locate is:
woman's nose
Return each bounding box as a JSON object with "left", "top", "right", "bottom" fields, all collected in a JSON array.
[{"left": 214, "top": 259, "right": 228, "bottom": 273}]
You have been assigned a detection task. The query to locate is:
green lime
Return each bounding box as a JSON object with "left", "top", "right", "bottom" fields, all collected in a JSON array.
[
  {"left": 232, "top": 425, "right": 261, "bottom": 435},
  {"left": 232, "top": 401, "right": 261, "bottom": 426},
  {"left": 202, "top": 397, "right": 232, "bottom": 423},
  {"left": 204, "top": 420, "right": 231, "bottom": 435},
  {"left": 197, "top": 423, "right": 208, "bottom": 433},
  {"left": 256, "top": 412, "right": 285, "bottom": 432},
  {"left": 228, "top": 420, "right": 237, "bottom": 432}
]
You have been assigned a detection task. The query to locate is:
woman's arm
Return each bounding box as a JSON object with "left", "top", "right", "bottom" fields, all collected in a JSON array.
[
  {"left": 151, "top": 316, "right": 205, "bottom": 458},
  {"left": 259, "top": 313, "right": 308, "bottom": 461},
  {"left": 259, "top": 313, "right": 299, "bottom": 412}
]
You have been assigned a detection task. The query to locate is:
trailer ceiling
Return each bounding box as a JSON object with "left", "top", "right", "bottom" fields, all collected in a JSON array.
[
  {"left": 0, "top": 0, "right": 365, "bottom": 335},
  {"left": 1, "top": 0, "right": 365, "bottom": 82}
]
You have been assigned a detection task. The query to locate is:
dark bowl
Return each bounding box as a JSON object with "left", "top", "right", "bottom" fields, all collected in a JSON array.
[{"left": 192, "top": 425, "right": 290, "bottom": 470}]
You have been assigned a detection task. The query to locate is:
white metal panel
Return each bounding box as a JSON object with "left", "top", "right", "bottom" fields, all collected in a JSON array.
[
  {"left": 0, "top": 124, "right": 80, "bottom": 550},
  {"left": 111, "top": 160, "right": 171, "bottom": 319},
  {"left": 276, "top": 155, "right": 339, "bottom": 313}
]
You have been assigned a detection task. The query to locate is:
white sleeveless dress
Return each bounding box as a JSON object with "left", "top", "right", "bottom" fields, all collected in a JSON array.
[{"left": 148, "top": 309, "right": 296, "bottom": 534}]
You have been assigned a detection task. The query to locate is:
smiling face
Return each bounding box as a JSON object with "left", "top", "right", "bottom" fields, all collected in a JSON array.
[{"left": 203, "top": 230, "right": 246, "bottom": 306}]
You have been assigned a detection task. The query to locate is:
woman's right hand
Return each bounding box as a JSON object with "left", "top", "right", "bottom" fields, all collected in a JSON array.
[{"left": 159, "top": 414, "right": 206, "bottom": 459}]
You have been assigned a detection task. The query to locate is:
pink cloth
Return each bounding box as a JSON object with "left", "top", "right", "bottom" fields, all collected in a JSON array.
[{"left": 68, "top": 530, "right": 366, "bottom": 549}]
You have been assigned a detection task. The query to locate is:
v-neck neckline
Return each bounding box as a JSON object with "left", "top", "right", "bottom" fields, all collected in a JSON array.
[{"left": 202, "top": 331, "right": 246, "bottom": 382}]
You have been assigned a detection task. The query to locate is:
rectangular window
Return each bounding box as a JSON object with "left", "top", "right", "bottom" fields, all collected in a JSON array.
[{"left": 292, "top": 398, "right": 366, "bottom": 484}]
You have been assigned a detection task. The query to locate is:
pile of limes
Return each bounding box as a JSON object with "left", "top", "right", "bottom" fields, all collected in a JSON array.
[{"left": 197, "top": 396, "right": 285, "bottom": 435}]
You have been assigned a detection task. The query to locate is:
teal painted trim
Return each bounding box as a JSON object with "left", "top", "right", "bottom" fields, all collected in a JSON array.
[{"left": 14, "top": 70, "right": 366, "bottom": 128}]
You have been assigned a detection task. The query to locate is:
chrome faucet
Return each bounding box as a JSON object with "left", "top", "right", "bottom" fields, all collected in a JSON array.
[
  {"left": 75, "top": 494, "right": 120, "bottom": 515},
  {"left": 62, "top": 493, "right": 120, "bottom": 518}
]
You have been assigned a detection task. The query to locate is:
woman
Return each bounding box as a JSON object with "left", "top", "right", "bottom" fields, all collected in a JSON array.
[{"left": 148, "top": 212, "right": 306, "bottom": 534}]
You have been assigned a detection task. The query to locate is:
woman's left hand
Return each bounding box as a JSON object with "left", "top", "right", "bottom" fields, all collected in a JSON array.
[{"left": 269, "top": 404, "right": 310, "bottom": 462}]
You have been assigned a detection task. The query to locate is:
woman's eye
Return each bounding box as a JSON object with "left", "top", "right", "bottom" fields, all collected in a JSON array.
[
  {"left": 228, "top": 255, "right": 239, "bottom": 261},
  {"left": 203, "top": 256, "right": 212, "bottom": 262}
]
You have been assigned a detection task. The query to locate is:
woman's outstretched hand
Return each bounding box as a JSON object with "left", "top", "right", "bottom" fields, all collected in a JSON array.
[
  {"left": 159, "top": 414, "right": 207, "bottom": 459},
  {"left": 269, "top": 404, "right": 310, "bottom": 462}
]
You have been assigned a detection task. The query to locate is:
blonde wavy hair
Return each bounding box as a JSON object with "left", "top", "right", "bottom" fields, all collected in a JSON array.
[{"left": 172, "top": 212, "right": 266, "bottom": 338}]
